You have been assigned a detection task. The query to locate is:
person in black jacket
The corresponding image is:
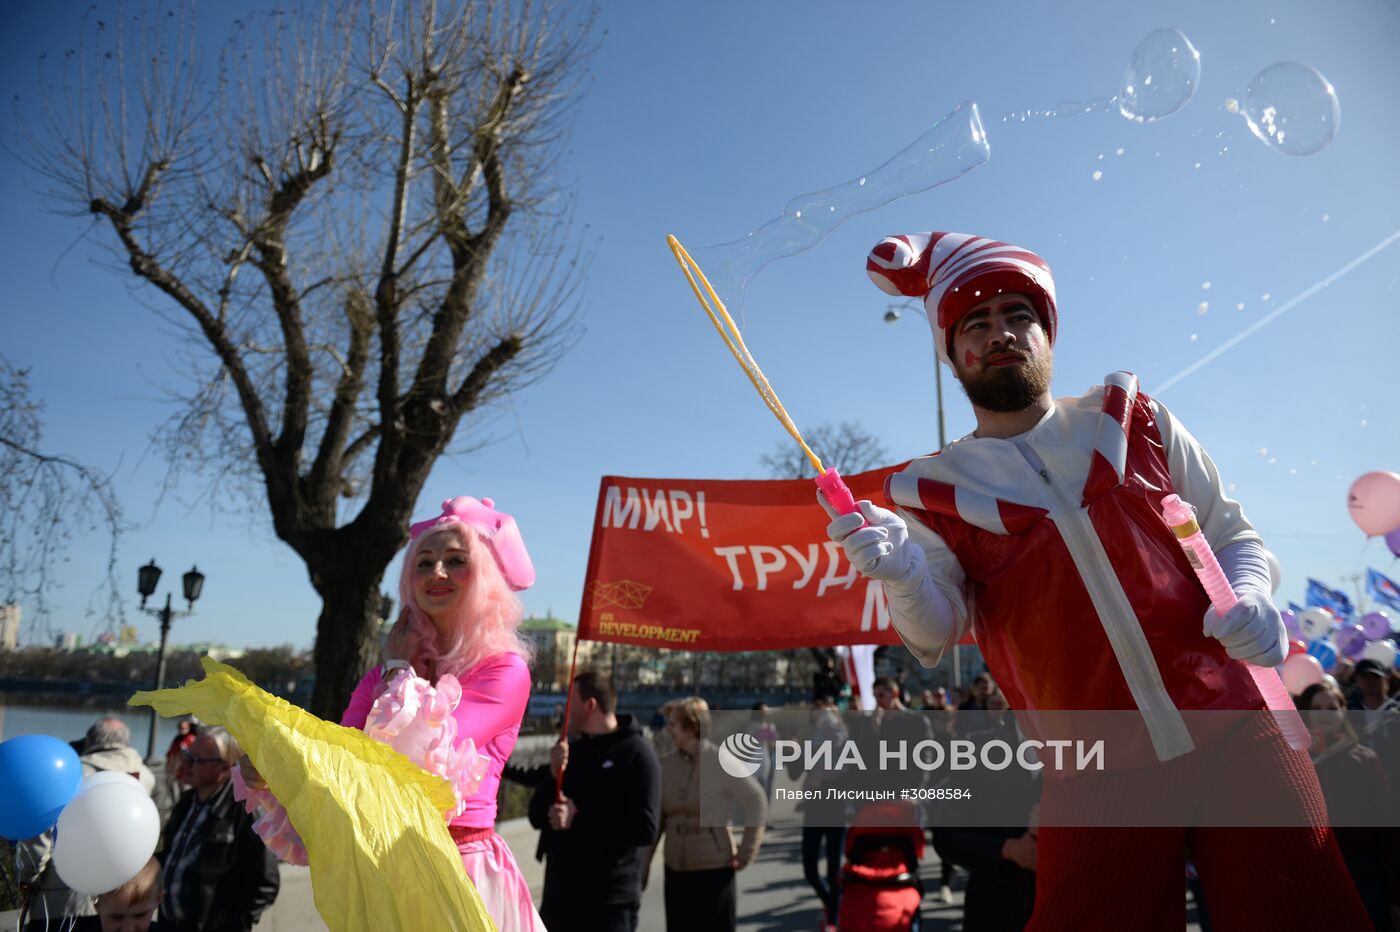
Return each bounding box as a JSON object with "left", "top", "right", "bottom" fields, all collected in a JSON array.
[
  {"left": 157, "top": 727, "right": 279, "bottom": 932},
  {"left": 530, "top": 671, "right": 661, "bottom": 932},
  {"left": 930, "top": 699, "right": 1038, "bottom": 932}
]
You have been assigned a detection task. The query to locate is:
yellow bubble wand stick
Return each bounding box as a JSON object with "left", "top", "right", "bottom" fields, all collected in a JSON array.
[{"left": 666, "top": 234, "right": 862, "bottom": 516}]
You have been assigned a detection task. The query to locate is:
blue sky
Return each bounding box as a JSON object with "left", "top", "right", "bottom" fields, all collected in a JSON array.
[{"left": 2, "top": 0, "right": 1397, "bottom": 650}]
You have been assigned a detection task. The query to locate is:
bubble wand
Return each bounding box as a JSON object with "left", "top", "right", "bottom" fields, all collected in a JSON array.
[
  {"left": 667, "top": 234, "right": 860, "bottom": 516},
  {"left": 1159, "top": 494, "right": 1309, "bottom": 750}
]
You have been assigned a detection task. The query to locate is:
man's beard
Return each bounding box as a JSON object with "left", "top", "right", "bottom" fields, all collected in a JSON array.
[{"left": 955, "top": 350, "right": 1054, "bottom": 413}]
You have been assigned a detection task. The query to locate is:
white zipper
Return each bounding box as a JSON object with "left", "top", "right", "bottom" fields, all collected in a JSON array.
[{"left": 1014, "top": 441, "right": 1194, "bottom": 761}]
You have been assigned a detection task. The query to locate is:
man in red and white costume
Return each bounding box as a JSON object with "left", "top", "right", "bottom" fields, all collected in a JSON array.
[{"left": 822, "top": 231, "right": 1372, "bottom": 929}]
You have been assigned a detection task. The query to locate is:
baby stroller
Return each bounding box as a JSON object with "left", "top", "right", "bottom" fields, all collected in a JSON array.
[{"left": 837, "top": 801, "right": 924, "bottom": 932}]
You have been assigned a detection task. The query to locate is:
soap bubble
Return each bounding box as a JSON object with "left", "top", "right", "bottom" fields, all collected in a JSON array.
[
  {"left": 1119, "top": 28, "right": 1201, "bottom": 123},
  {"left": 1240, "top": 62, "right": 1340, "bottom": 156},
  {"left": 687, "top": 102, "right": 990, "bottom": 314}
]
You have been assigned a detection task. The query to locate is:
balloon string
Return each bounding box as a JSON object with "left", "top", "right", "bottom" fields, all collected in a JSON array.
[{"left": 666, "top": 234, "right": 825, "bottom": 476}]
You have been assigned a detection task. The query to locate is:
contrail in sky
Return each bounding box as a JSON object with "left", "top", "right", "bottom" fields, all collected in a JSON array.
[{"left": 1153, "top": 229, "right": 1400, "bottom": 395}]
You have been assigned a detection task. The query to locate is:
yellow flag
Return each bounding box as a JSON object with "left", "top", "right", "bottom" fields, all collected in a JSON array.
[{"left": 131, "top": 657, "right": 496, "bottom": 932}]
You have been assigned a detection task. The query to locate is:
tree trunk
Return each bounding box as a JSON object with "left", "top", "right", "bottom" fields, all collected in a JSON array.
[{"left": 308, "top": 569, "right": 384, "bottom": 720}]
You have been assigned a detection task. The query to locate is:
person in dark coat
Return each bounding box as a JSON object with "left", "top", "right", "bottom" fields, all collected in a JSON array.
[
  {"left": 530, "top": 671, "right": 662, "bottom": 932},
  {"left": 157, "top": 727, "right": 279, "bottom": 931}
]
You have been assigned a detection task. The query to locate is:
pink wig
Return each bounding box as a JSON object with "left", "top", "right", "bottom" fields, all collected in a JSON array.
[{"left": 396, "top": 525, "right": 534, "bottom": 682}]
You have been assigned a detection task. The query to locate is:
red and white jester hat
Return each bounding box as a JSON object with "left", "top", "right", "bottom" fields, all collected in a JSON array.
[{"left": 866, "top": 232, "right": 1058, "bottom": 366}]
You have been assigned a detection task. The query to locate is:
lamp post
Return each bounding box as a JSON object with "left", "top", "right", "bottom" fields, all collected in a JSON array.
[
  {"left": 886, "top": 302, "right": 946, "bottom": 449},
  {"left": 887, "top": 301, "right": 956, "bottom": 688},
  {"left": 137, "top": 559, "right": 205, "bottom": 761}
]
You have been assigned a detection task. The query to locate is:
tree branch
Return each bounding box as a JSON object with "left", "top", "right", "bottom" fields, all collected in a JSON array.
[
  {"left": 248, "top": 148, "right": 336, "bottom": 473},
  {"left": 371, "top": 81, "right": 419, "bottom": 488},
  {"left": 306, "top": 289, "right": 373, "bottom": 509},
  {"left": 450, "top": 335, "right": 523, "bottom": 415},
  {"left": 88, "top": 188, "right": 276, "bottom": 467}
]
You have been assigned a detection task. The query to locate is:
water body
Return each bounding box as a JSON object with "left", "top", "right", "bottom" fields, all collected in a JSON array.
[{"left": 0, "top": 701, "right": 183, "bottom": 758}]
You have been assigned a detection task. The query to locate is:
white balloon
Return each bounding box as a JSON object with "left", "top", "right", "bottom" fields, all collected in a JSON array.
[
  {"left": 1362, "top": 638, "right": 1398, "bottom": 670},
  {"left": 1296, "top": 607, "right": 1336, "bottom": 642},
  {"left": 80, "top": 771, "right": 141, "bottom": 792},
  {"left": 1263, "top": 549, "right": 1283, "bottom": 594},
  {"left": 52, "top": 781, "right": 159, "bottom": 895}
]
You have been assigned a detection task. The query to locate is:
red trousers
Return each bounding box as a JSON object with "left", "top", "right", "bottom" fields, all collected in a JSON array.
[{"left": 1027, "top": 714, "right": 1374, "bottom": 931}]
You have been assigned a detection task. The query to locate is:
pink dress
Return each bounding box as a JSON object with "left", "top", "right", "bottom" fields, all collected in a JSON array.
[
  {"left": 345, "top": 651, "right": 543, "bottom": 930},
  {"left": 238, "top": 652, "right": 545, "bottom": 930}
]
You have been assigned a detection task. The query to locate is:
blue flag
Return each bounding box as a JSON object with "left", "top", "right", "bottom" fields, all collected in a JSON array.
[
  {"left": 1368, "top": 568, "right": 1400, "bottom": 613},
  {"left": 1306, "top": 578, "right": 1354, "bottom": 620}
]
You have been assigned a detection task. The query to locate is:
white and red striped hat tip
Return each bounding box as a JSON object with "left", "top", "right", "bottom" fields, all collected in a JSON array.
[{"left": 866, "top": 232, "right": 1058, "bottom": 366}]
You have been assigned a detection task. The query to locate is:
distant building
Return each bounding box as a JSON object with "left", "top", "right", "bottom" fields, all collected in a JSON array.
[
  {"left": 181, "top": 642, "right": 246, "bottom": 662},
  {"left": 119, "top": 625, "right": 140, "bottom": 644},
  {"left": 55, "top": 631, "right": 80, "bottom": 650},
  {"left": 518, "top": 616, "right": 631, "bottom": 691},
  {"left": 0, "top": 603, "right": 19, "bottom": 651},
  {"left": 519, "top": 616, "right": 583, "bottom": 691}
]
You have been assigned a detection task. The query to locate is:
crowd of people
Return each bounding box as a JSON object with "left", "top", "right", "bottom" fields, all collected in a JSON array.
[
  {"left": 13, "top": 231, "right": 1400, "bottom": 931},
  {"left": 8, "top": 485, "right": 1398, "bottom": 931},
  {"left": 16, "top": 716, "right": 280, "bottom": 931}
]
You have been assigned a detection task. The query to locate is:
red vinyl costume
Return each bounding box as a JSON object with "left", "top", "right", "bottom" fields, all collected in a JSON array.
[{"left": 882, "top": 373, "right": 1370, "bottom": 929}]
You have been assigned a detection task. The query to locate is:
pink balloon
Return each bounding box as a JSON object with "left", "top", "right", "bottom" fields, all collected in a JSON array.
[
  {"left": 1347, "top": 471, "right": 1400, "bottom": 536},
  {"left": 1280, "top": 653, "right": 1325, "bottom": 696},
  {"left": 1386, "top": 527, "right": 1400, "bottom": 559}
]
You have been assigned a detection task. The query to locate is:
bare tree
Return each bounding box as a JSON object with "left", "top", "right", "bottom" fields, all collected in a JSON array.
[
  {"left": 15, "top": 1, "right": 594, "bottom": 716},
  {"left": 0, "top": 356, "right": 125, "bottom": 640},
  {"left": 759, "top": 420, "right": 889, "bottom": 481}
]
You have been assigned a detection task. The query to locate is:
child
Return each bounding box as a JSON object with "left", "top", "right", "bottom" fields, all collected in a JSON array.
[{"left": 68, "top": 857, "right": 168, "bottom": 932}]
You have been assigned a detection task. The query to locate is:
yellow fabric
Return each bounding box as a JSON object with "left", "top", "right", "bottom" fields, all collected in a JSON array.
[{"left": 130, "top": 656, "right": 496, "bottom": 932}]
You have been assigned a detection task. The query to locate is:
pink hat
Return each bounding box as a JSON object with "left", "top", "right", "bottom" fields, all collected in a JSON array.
[
  {"left": 409, "top": 496, "right": 536, "bottom": 591},
  {"left": 866, "top": 232, "right": 1057, "bottom": 366}
]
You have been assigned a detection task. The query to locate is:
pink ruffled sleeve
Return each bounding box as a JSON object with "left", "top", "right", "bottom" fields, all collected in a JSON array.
[{"left": 231, "top": 764, "right": 309, "bottom": 866}]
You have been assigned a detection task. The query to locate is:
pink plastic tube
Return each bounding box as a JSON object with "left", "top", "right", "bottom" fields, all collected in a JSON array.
[
  {"left": 815, "top": 467, "right": 861, "bottom": 516},
  {"left": 1159, "top": 494, "right": 1309, "bottom": 751}
]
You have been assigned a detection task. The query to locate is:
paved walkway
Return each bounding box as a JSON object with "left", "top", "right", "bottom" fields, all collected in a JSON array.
[
  {"left": 249, "top": 816, "right": 1206, "bottom": 931},
  {"left": 5, "top": 795, "right": 1204, "bottom": 930}
]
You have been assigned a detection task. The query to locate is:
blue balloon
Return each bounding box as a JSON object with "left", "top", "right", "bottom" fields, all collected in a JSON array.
[
  {"left": 0, "top": 735, "right": 83, "bottom": 840},
  {"left": 1306, "top": 639, "right": 1338, "bottom": 674}
]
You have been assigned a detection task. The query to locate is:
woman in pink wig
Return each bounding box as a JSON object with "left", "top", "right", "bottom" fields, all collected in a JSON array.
[{"left": 241, "top": 496, "right": 545, "bottom": 929}]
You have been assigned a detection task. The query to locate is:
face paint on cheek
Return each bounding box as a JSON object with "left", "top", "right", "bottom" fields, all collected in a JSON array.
[{"left": 964, "top": 349, "right": 979, "bottom": 369}]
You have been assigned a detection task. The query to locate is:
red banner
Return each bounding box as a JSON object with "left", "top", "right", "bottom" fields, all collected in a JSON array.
[{"left": 577, "top": 463, "right": 953, "bottom": 652}]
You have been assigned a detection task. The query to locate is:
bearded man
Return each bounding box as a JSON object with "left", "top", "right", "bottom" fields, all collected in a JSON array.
[{"left": 818, "top": 231, "right": 1371, "bottom": 930}]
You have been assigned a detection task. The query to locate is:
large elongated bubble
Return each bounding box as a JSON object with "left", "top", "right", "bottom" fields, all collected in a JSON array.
[
  {"left": 1238, "top": 62, "right": 1340, "bottom": 156},
  {"left": 688, "top": 102, "right": 990, "bottom": 314},
  {"left": 1119, "top": 27, "right": 1201, "bottom": 123}
]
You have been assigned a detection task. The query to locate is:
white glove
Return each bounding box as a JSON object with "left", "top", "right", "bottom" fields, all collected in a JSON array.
[
  {"left": 818, "top": 493, "right": 924, "bottom": 590},
  {"left": 1204, "top": 589, "right": 1287, "bottom": 667}
]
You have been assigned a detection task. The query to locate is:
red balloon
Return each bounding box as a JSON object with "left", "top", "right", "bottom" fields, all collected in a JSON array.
[{"left": 1288, "top": 638, "right": 1307, "bottom": 658}]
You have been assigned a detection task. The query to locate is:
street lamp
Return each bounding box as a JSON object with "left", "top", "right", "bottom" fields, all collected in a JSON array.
[
  {"left": 885, "top": 302, "right": 945, "bottom": 450},
  {"left": 137, "top": 559, "right": 205, "bottom": 760},
  {"left": 885, "top": 300, "right": 955, "bottom": 688}
]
